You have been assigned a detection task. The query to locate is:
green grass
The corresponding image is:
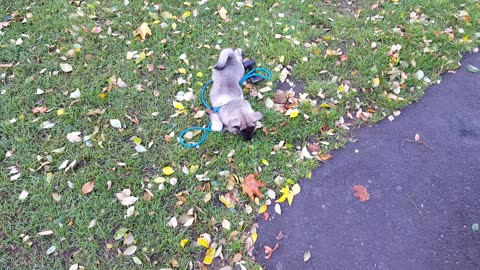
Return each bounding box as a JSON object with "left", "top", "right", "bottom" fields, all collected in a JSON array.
[{"left": 1, "top": 0, "right": 479, "bottom": 269}]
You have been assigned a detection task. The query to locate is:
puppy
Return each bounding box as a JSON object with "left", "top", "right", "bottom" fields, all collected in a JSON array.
[{"left": 209, "top": 48, "right": 263, "bottom": 140}]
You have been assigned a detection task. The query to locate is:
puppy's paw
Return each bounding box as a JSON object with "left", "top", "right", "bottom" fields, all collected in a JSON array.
[{"left": 210, "top": 113, "right": 223, "bottom": 131}]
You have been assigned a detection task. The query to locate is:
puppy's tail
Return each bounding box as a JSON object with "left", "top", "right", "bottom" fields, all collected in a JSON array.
[{"left": 214, "top": 48, "right": 235, "bottom": 70}]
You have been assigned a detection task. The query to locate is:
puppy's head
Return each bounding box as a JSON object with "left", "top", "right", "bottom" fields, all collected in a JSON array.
[{"left": 210, "top": 100, "right": 263, "bottom": 140}]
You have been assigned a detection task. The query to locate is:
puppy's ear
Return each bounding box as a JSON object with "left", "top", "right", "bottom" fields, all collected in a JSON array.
[
  {"left": 251, "top": 111, "right": 263, "bottom": 122},
  {"left": 210, "top": 113, "right": 223, "bottom": 131},
  {"left": 214, "top": 48, "right": 234, "bottom": 70}
]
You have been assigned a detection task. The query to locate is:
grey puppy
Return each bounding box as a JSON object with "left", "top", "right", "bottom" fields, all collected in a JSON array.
[{"left": 209, "top": 48, "right": 263, "bottom": 140}]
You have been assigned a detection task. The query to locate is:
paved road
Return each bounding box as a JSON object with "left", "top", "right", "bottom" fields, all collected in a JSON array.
[{"left": 255, "top": 52, "right": 480, "bottom": 270}]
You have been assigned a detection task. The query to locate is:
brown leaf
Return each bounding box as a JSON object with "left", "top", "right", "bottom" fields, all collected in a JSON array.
[
  {"left": 353, "top": 185, "right": 369, "bottom": 202},
  {"left": 317, "top": 153, "right": 332, "bottom": 161},
  {"left": 144, "top": 189, "right": 154, "bottom": 201},
  {"left": 263, "top": 211, "right": 270, "bottom": 220},
  {"left": 32, "top": 106, "right": 48, "bottom": 114},
  {"left": 241, "top": 174, "right": 265, "bottom": 201},
  {"left": 264, "top": 243, "right": 279, "bottom": 259},
  {"left": 232, "top": 253, "right": 242, "bottom": 263},
  {"left": 275, "top": 231, "right": 284, "bottom": 240},
  {"left": 81, "top": 181, "right": 94, "bottom": 195}
]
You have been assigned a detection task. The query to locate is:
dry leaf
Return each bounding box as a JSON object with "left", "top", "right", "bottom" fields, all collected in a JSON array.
[
  {"left": 32, "top": 106, "right": 48, "bottom": 114},
  {"left": 122, "top": 245, "right": 137, "bottom": 256},
  {"left": 60, "top": 63, "right": 73, "bottom": 72},
  {"left": 241, "top": 174, "right": 265, "bottom": 201},
  {"left": 353, "top": 185, "right": 370, "bottom": 202},
  {"left": 264, "top": 243, "right": 279, "bottom": 259},
  {"left": 217, "top": 6, "right": 230, "bottom": 22},
  {"left": 304, "top": 250, "right": 312, "bottom": 262},
  {"left": 67, "top": 132, "right": 82, "bottom": 143},
  {"left": 81, "top": 181, "right": 94, "bottom": 195},
  {"left": 133, "top": 23, "right": 152, "bottom": 40}
]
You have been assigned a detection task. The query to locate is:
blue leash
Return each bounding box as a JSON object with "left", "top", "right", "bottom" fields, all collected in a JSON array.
[{"left": 179, "top": 67, "right": 272, "bottom": 148}]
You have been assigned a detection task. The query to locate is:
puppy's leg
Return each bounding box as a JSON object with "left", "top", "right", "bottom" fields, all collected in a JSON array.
[
  {"left": 210, "top": 113, "right": 223, "bottom": 131},
  {"left": 214, "top": 48, "right": 234, "bottom": 70}
]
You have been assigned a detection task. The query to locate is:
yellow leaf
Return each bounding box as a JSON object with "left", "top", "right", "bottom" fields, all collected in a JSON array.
[
  {"left": 276, "top": 186, "right": 294, "bottom": 205},
  {"left": 98, "top": 93, "right": 107, "bottom": 99},
  {"left": 258, "top": 204, "right": 268, "bottom": 214},
  {"left": 153, "top": 177, "right": 166, "bottom": 183},
  {"left": 183, "top": 11, "right": 191, "bottom": 17},
  {"left": 56, "top": 109, "right": 65, "bottom": 116},
  {"left": 196, "top": 72, "right": 203, "bottom": 78},
  {"left": 132, "top": 136, "right": 141, "bottom": 145},
  {"left": 173, "top": 101, "right": 184, "bottom": 110},
  {"left": 289, "top": 110, "right": 299, "bottom": 118},
  {"left": 162, "top": 166, "right": 174, "bottom": 176},
  {"left": 177, "top": 68, "right": 187, "bottom": 74},
  {"left": 251, "top": 233, "right": 257, "bottom": 243},
  {"left": 133, "top": 23, "right": 152, "bottom": 40},
  {"left": 372, "top": 78, "right": 380, "bottom": 88},
  {"left": 197, "top": 237, "right": 210, "bottom": 248},
  {"left": 135, "top": 51, "right": 146, "bottom": 64},
  {"left": 261, "top": 159, "right": 269, "bottom": 166},
  {"left": 180, "top": 239, "right": 189, "bottom": 248},
  {"left": 203, "top": 247, "right": 215, "bottom": 265},
  {"left": 184, "top": 2, "right": 191, "bottom": 6},
  {"left": 219, "top": 195, "right": 235, "bottom": 208}
]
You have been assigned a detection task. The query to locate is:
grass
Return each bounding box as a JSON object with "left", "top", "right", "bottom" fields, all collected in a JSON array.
[{"left": 0, "top": 0, "right": 479, "bottom": 269}]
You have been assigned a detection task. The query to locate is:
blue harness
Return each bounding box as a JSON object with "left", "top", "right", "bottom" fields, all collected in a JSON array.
[{"left": 178, "top": 67, "right": 272, "bottom": 148}]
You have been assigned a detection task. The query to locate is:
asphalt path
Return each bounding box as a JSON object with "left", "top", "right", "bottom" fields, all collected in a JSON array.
[{"left": 255, "top": 51, "right": 480, "bottom": 270}]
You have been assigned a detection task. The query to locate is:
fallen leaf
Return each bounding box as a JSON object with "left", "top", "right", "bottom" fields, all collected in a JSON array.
[
  {"left": 353, "top": 185, "right": 370, "bottom": 202},
  {"left": 110, "top": 119, "right": 122, "bottom": 128},
  {"left": 264, "top": 243, "right": 279, "bottom": 259},
  {"left": 123, "top": 245, "right": 137, "bottom": 256},
  {"left": 69, "top": 89, "right": 81, "bottom": 99},
  {"left": 88, "top": 219, "right": 97, "bottom": 228},
  {"left": 467, "top": 65, "right": 480, "bottom": 73},
  {"left": 67, "top": 132, "right": 82, "bottom": 143},
  {"left": 221, "top": 219, "right": 231, "bottom": 230},
  {"left": 415, "top": 133, "right": 420, "bottom": 141},
  {"left": 217, "top": 6, "right": 230, "bottom": 21},
  {"left": 121, "top": 196, "right": 138, "bottom": 206},
  {"left": 180, "top": 239, "right": 189, "bottom": 248},
  {"left": 162, "top": 166, "right": 174, "bottom": 176},
  {"left": 37, "top": 230, "right": 54, "bottom": 236},
  {"left": 241, "top": 174, "right": 265, "bottom": 201},
  {"left": 19, "top": 190, "right": 29, "bottom": 200},
  {"left": 32, "top": 106, "right": 48, "bottom": 114},
  {"left": 304, "top": 250, "right": 311, "bottom": 262},
  {"left": 276, "top": 185, "right": 294, "bottom": 205},
  {"left": 203, "top": 247, "right": 216, "bottom": 265},
  {"left": 275, "top": 231, "right": 284, "bottom": 240},
  {"left": 132, "top": 256, "right": 142, "bottom": 265},
  {"left": 197, "top": 236, "right": 210, "bottom": 248},
  {"left": 372, "top": 77, "right": 380, "bottom": 88},
  {"left": 81, "top": 181, "right": 94, "bottom": 195},
  {"left": 41, "top": 121, "right": 56, "bottom": 129},
  {"left": 133, "top": 23, "right": 152, "bottom": 40},
  {"left": 60, "top": 63, "right": 73, "bottom": 72},
  {"left": 46, "top": 245, "right": 56, "bottom": 255}
]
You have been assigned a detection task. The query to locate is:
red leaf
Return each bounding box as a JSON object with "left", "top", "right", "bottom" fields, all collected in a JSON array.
[
  {"left": 241, "top": 174, "right": 265, "bottom": 201},
  {"left": 353, "top": 185, "right": 369, "bottom": 202}
]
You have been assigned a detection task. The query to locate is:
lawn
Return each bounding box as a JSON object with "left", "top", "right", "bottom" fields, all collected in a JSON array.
[{"left": 1, "top": 0, "right": 478, "bottom": 269}]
